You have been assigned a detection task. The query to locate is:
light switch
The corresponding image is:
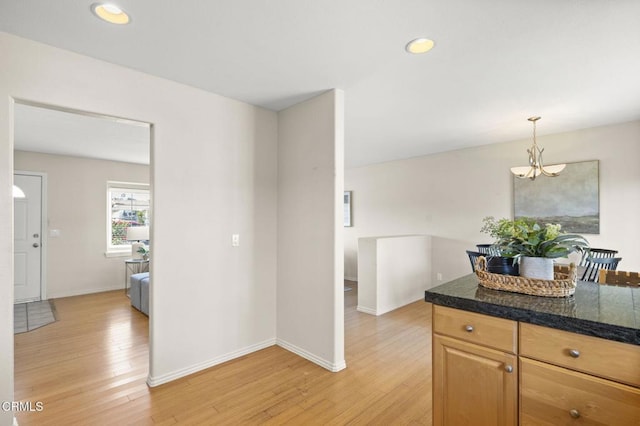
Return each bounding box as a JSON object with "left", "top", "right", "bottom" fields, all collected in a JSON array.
[
  {"left": 232, "top": 234, "right": 240, "bottom": 247},
  {"left": 49, "top": 229, "right": 61, "bottom": 237}
]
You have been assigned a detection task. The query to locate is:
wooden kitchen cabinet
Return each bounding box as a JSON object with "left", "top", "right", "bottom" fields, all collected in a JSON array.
[
  {"left": 426, "top": 274, "right": 640, "bottom": 425},
  {"left": 432, "top": 306, "right": 640, "bottom": 425},
  {"left": 432, "top": 306, "right": 518, "bottom": 426}
]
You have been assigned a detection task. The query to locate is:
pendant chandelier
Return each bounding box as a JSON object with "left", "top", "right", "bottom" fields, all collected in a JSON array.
[{"left": 510, "top": 116, "right": 566, "bottom": 180}]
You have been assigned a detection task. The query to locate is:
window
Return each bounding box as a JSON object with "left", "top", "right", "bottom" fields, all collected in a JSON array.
[{"left": 107, "top": 181, "right": 150, "bottom": 254}]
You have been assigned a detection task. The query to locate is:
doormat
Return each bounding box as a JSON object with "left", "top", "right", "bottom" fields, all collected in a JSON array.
[{"left": 14, "top": 300, "right": 57, "bottom": 334}]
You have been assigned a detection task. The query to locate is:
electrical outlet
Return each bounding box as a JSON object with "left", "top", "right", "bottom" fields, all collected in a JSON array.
[
  {"left": 232, "top": 234, "right": 240, "bottom": 247},
  {"left": 437, "top": 273, "right": 443, "bottom": 281}
]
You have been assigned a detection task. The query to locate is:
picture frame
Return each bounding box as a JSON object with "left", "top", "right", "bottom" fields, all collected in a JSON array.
[
  {"left": 513, "top": 160, "right": 599, "bottom": 234},
  {"left": 344, "top": 191, "right": 353, "bottom": 227}
]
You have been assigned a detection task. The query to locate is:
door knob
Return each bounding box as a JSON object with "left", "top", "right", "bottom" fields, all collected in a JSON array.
[{"left": 33, "top": 243, "right": 40, "bottom": 248}]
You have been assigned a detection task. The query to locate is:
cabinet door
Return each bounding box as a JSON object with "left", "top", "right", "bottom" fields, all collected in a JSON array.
[{"left": 433, "top": 334, "right": 517, "bottom": 426}]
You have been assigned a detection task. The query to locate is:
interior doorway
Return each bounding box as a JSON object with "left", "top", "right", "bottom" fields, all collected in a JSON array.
[{"left": 12, "top": 100, "right": 152, "bottom": 410}]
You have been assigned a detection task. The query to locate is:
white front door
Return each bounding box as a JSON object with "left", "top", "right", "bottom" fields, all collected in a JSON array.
[{"left": 14, "top": 174, "right": 43, "bottom": 303}]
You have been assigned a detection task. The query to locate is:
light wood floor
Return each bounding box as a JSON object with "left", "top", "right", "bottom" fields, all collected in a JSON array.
[{"left": 14, "top": 282, "right": 432, "bottom": 425}]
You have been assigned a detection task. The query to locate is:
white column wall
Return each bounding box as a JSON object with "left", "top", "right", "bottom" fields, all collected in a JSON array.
[
  {"left": 276, "top": 90, "right": 345, "bottom": 372},
  {"left": 0, "top": 32, "right": 278, "bottom": 419}
]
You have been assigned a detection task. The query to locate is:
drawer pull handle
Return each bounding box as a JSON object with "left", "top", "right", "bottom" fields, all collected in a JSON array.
[
  {"left": 504, "top": 365, "right": 513, "bottom": 373},
  {"left": 569, "top": 409, "right": 580, "bottom": 419},
  {"left": 464, "top": 325, "right": 474, "bottom": 332},
  {"left": 569, "top": 349, "right": 580, "bottom": 358}
]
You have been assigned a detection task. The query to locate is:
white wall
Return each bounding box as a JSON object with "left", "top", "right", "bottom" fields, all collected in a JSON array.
[
  {"left": 14, "top": 151, "right": 150, "bottom": 298},
  {"left": 430, "top": 236, "right": 478, "bottom": 283},
  {"left": 277, "top": 90, "right": 346, "bottom": 372},
  {"left": 0, "top": 32, "right": 278, "bottom": 419},
  {"left": 345, "top": 120, "right": 640, "bottom": 283}
]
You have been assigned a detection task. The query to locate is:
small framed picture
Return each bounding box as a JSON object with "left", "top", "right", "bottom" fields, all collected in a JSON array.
[{"left": 344, "top": 191, "right": 353, "bottom": 227}]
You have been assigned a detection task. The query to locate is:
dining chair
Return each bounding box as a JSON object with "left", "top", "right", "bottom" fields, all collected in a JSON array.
[
  {"left": 553, "top": 263, "right": 571, "bottom": 274},
  {"left": 476, "top": 244, "right": 500, "bottom": 256},
  {"left": 580, "top": 257, "right": 622, "bottom": 282},
  {"left": 598, "top": 270, "right": 640, "bottom": 287},
  {"left": 579, "top": 248, "right": 618, "bottom": 266},
  {"left": 466, "top": 250, "right": 485, "bottom": 273}
]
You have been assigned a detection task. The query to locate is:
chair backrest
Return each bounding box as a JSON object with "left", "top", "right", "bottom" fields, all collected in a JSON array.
[
  {"left": 579, "top": 248, "right": 618, "bottom": 266},
  {"left": 476, "top": 244, "right": 500, "bottom": 256},
  {"left": 476, "top": 244, "right": 492, "bottom": 254},
  {"left": 466, "top": 250, "right": 485, "bottom": 273},
  {"left": 554, "top": 264, "right": 571, "bottom": 274},
  {"left": 598, "top": 270, "right": 640, "bottom": 287},
  {"left": 580, "top": 257, "right": 622, "bottom": 282}
]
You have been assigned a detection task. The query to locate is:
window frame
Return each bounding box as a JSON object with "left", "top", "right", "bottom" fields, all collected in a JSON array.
[{"left": 106, "top": 181, "right": 150, "bottom": 256}]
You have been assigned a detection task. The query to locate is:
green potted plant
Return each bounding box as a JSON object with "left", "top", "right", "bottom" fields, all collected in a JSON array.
[
  {"left": 137, "top": 246, "right": 150, "bottom": 261},
  {"left": 481, "top": 216, "right": 589, "bottom": 279}
]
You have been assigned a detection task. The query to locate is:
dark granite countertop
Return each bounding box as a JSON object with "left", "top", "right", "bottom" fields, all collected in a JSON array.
[{"left": 424, "top": 274, "right": 640, "bottom": 346}]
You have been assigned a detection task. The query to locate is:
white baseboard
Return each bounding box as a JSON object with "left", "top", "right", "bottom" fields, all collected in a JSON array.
[
  {"left": 146, "top": 338, "right": 276, "bottom": 387},
  {"left": 276, "top": 338, "right": 346, "bottom": 372},
  {"left": 357, "top": 295, "right": 424, "bottom": 317},
  {"left": 48, "top": 285, "right": 123, "bottom": 299},
  {"left": 356, "top": 305, "right": 378, "bottom": 316}
]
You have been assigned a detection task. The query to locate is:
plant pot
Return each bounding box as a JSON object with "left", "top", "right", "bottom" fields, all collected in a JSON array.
[
  {"left": 520, "top": 256, "right": 554, "bottom": 280},
  {"left": 487, "top": 256, "right": 519, "bottom": 276}
]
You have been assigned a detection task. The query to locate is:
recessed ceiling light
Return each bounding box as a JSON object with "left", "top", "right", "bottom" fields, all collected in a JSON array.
[
  {"left": 405, "top": 38, "right": 435, "bottom": 54},
  {"left": 91, "top": 3, "right": 130, "bottom": 25}
]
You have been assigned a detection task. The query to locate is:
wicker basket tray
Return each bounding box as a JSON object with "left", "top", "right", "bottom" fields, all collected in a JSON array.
[
  {"left": 474, "top": 286, "right": 577, "bottom": 316},
  {"left": 475, "top": 256, "right": 577, "bottom": 298}
]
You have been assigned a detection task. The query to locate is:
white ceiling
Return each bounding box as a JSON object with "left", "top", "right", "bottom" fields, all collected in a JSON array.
[
  {"left": 2, "top": 0, "right": 640, "bottom": 167},
  {"left": 14, "top": 103, "right": 150, "bottom": 165}
]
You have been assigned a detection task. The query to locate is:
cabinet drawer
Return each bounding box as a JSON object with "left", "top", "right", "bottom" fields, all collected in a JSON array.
[
  {"left": 433, "top": 305, "right": 517, "bottom": 353},
  {"left": 520, "top": 357, "right": 640, "bottom": 425},
  {"left": 520, "top": 323, "right": 640, "bottom": 387}
]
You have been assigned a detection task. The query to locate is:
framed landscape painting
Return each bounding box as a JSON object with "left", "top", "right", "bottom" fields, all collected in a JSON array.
[{"left": 513, "top": 160, "right": 599, "bottom": 234}]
